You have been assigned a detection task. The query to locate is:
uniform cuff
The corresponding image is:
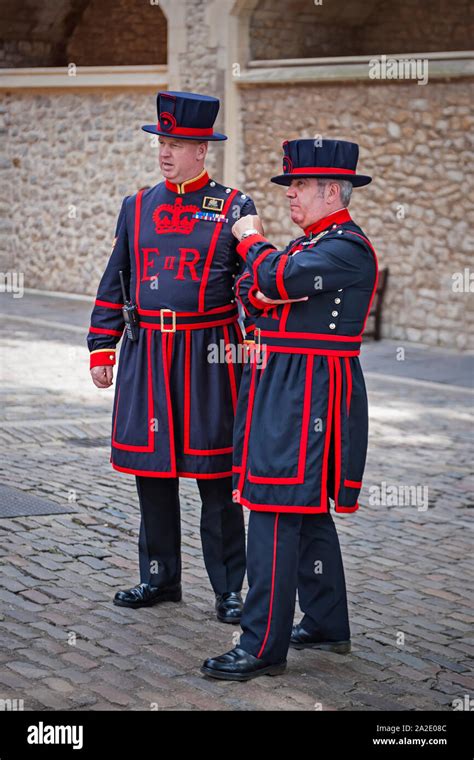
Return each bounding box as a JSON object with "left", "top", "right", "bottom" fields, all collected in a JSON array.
[
  {"left": 90, "top": 349, "right": 116, "bottom": 369},
  {"left": 247, "top": 284, "right": 264, "bottom": 310},
  {"left": 236, "top": 234, "right": 269, "bottom": 261}
]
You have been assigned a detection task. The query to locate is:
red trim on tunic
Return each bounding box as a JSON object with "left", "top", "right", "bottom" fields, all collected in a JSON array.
[
  {"left": 239, "top": 495, "right": 332, "bottom": 514},
  {"left": 139, "top": 315, "right": 238, "bottom": 331},
  {"left": 134, "top": 189, "right": 145, "bottom": 307},
  {"left": 247, "top": 284, "right": 264, "bottom": 310},
  {"left": 223, "top": 323, "right": 238, "bottom": 414},
  {"left": 247, "top": 354, "right": 313, "bottom": 485},
  {"left": 112, "top": 463, "right": 233, "bottom": 479},
  {"left": 95, "top": 299, "right": 124, "bottom": 309},
  {"left": 89, "top": 326, "right": 123, "bottom": 337},
  {"left": 344, "top": 479, "right": 362, "bottom": 488},
  {"left": 266, "top": 346, "right": 359, "bottom": 357},
  {"left": 319, "top": 356, "right": 335, "bottom": 509},
  {"left": 252, "top": 248, "right": 274, "bottom": 294},
  {"left": 235, "top": 273, "right": 265, "bottom": 313},
  {"left": 112, "top": 329, "right": 155, "bottom": 453},
  {"left": 275, "top": 254, "right": 290, "bottom": 300},
  {"left": 237, "top": 360, "right": 258, "bottom": 497},
  {"left": 257, "top": 513, "right": 279, "bottom": 660},
  {"left": 260, "top": 329, "right": 360, "bottom": 342},
  {"left": 138, "top": 303, "right": 236, "bottom": 317},
  {"left": 183, "top": 330, "right": 233, "bottom": 456},
  {"left": 162, "top": 332, "right": 177, "bottom": 474},
  {"left": 344, "top": 230, "right": 380, "bottom": 337},
  {"left": 333, "top": 357, "right": 343, "bottom": 510},
  {"left": 279, "top": 302, "right": 290, "bottom": 332},
  {"left": 198, "top": 189, "right": 239, "bottom": 311},
  {"left": 236, "top": 234, "right": 270, "bottom": 261},
  {"left": 344, "top": 357, "right": 353, "bottom": 415}
]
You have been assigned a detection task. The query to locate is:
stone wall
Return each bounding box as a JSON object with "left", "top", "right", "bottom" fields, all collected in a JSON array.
[
  {"left": 1, "top": 89, "right": 165, "bottom": 292},
  {"left": 0, "top": 0, "right": 167, "bottom": 68},
  {"left": 67, "top": 0, "right": 167, "bottom": 66},
  {"left": 238, "top": 78, "right": 474, "bottom": 349},
  {"left": 250, "top": 0, "right": 474, "bottom": 60}
]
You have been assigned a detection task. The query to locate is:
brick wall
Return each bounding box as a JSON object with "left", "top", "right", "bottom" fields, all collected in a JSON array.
[{"left": 250, "top": 0, "right": 474, "bottom": 60}]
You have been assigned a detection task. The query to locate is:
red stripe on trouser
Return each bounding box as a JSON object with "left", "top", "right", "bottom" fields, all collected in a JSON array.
[
  {"left": 237, "top": 360, "right": 257, "bottom": 496},
  {"left": 344, "top": 357, "right": 352, "bottom": 414},
  {"left": 319, "top": 356, "right": 335, "bottom": 507},
  {"left": 257, "top": 513, "right": 279, "bottom": 659},
  {"left": 333, "top": 357, "right": 343, "bottom": 509}
]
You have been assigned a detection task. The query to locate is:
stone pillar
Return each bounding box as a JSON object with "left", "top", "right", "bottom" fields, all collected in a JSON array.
[{"left": 157, "top": 0, "right": 258, "bottom": 187}]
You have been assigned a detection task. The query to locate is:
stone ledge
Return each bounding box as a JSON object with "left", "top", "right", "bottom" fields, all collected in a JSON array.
[
  {"left": 0, "top": 65, "right": 168, "bottom": 90},
  {"left": 237, "top": 52, "right": 474, "bottom": 85}
]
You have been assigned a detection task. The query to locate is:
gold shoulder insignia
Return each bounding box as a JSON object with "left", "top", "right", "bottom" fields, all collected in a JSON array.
[{"left": 310, "top": 229, "right": 330, "bottom": 243}]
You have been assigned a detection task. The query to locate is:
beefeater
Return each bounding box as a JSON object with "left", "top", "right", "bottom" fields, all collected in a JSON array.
[
  {"left": 87, "top": 91, "right": 258, "bottom": 622},
  {"left": 201, "top": 138, "right": 379, "bottom": 680}
]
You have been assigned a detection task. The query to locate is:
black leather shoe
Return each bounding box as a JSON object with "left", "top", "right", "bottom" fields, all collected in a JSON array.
[
  {"left": 200, "top": 647, "right": 287, "bottom": 681},
  {"left": 215, "top": 591, "right": 243, "bottom": 623},
  {"left": 290, "top": 623, "right": 351, "bottom": 653},
  {"left": 113, "top": 582, "right": 182, "bottom": 609}
]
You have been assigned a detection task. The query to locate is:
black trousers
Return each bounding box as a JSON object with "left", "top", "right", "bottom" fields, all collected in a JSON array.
[
  {"left": 136, "top": 475, "right": 246, "bottom": 596},
  {"left": 239, "top": 509, "right": 350, "bottom": 664}
]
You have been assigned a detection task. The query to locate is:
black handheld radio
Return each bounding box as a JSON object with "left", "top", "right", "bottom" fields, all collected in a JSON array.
[{"left": 119, "top": 270, "right": 140, "bottom": 342}]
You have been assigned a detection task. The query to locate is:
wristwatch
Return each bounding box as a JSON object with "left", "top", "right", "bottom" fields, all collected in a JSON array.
[{"left": 240, "top": 229, "right": 260, "bottom": 241}]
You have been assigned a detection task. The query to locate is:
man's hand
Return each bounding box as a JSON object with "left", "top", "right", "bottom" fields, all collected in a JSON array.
[
  {"left": 90, "top": 365, "right": 114, "bottom": 388},
  {"left": 232, "top": 214, "right": 264, "bottom": 241},
  {"left": 255, "top": 290, "right": 308, "bottom": 305}
]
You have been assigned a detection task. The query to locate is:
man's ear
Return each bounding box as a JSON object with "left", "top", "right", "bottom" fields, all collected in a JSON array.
[
  {"left": 197, "top": 141, "right": 208, "bottom": 160},
  {"left": 328, "top": 181, "right": 341, "bottom": 203}
]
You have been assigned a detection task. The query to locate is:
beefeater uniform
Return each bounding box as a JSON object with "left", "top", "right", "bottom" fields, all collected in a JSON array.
[
  {"left": 203, "top": 139, "right": 379, "bottom": 674},
  {"left": 87, "top": 92, "right": 256, "bottom": 596}
]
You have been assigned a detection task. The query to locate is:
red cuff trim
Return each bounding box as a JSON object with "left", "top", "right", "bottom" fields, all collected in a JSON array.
[
  {"left": 248, "top": 284, "right": 264, "bottom": 310},
  {"left": 344, "top": 479, "right": 362, "bottom": 488},
  {"left": 90, "top": 349, "right": 116, "bottom": 369},
  {"left": 236, "top": 234, "right": 270, "bottom": 261},
  {"left": 276, "top": 254, "right": 290, "bottom": 300}
]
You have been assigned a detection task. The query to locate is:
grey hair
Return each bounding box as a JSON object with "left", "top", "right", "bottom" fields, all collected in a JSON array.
[{"left": 315, "top": 178, "right": 353, "bottom": 207}]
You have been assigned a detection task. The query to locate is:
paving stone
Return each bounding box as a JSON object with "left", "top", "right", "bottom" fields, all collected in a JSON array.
[{"left": 0, "top": 297, "right": 472, "bottom": 711}]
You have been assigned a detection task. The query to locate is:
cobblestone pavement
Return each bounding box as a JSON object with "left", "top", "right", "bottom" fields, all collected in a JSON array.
[{"left": 0, "top": 293, "right": 472, "bottom": 711}]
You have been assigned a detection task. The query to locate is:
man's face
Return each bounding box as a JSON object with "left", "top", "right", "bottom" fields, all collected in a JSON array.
[
  {"left": 158, "top": 136, "right": 207, "bottom": 183},
  {"left": 286, "top": 178, "right": 338, "bottom": 229}
]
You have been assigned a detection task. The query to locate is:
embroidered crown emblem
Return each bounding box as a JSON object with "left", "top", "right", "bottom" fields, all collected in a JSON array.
[{"left": 152, "top": 197, "right": 200, "bottom": 235}]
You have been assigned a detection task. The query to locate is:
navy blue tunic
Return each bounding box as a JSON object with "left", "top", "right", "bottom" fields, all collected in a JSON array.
[
  {"left": 232, "top": 208, "right": 379, "bottom": 514},
  {"left": 87, "top": 170, "right": 256, "bottom": 478}
]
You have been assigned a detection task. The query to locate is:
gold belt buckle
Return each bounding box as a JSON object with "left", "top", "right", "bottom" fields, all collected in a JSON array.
[{"left": 160, "top": 308, "right": 176, "bottom": 333}]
